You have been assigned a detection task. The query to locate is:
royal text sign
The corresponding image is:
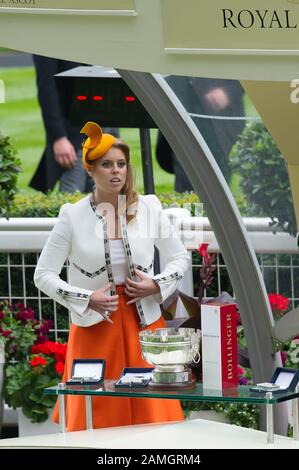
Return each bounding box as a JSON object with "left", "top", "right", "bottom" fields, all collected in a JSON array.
[{"left": 162, "top": 0, "right": 299, "bottom": 52}]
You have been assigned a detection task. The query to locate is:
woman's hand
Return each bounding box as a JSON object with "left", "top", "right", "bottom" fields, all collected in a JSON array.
[
  {"left": 88, "top": 282, "right": 119, "bottom": 313},
  {"left": 125, "top": 268, "right": 161, "bottom": 304}
]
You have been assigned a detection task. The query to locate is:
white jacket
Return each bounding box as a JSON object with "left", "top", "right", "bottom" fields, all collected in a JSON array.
[{"left": 34, "top": 193, "right": 190, "bottom": 328}]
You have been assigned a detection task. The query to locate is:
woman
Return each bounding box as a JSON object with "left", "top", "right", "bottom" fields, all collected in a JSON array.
[{"left": 34, "top": 122, "right": 190, "bottom": 431}]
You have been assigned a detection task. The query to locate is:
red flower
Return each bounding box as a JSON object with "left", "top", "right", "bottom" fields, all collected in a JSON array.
[
  {"left": 31, "top": 342, "right": 49, "bottom": 355},
  {"left": 53, "top": 343, "right": 67, "bottom": 362},
  {"left": 237, "top": 364, "right": 248, "bottom": 385},
  {"left": 55, "top": 361, "right": 65, "bottom": 376},
  {"left": 268, "top": 294, "right": 289, "bottom": 316},
  {"left": 31, "top": 341, "right": 67, "bottom": 362},
  {"left": 32, "top": 341, "right": 56, "bottom": 355},
  {"left": 198, "top": 243, "right": 210, "bottom": 261},
  {"left": 197, "top": 243, "right": 216, "bottom": 305},
  {"left": 35, "top": 335, "right": 49, "bottom": 345},
  {"left": 38, "top": 319, "right": 53, "bottom": 335},
  {"left": 0, "top": 327, "right": 12, "bottom": 338},
  {"left": 15, "top": 302, "right": 25, "bottom": 310},
  {"left": 30, "top": 355, "right": 47, "bottom": 367},
  {"left": 16, "top": 308, "right": 35, "bottom": 323}
]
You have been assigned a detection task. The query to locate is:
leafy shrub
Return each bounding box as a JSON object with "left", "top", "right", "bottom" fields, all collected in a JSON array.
[
  {"left": 231, "top": 121, "right": 296, "bottom": 237},
  {"left": 9, "top": 190, "right": 201, "bottom": 217},
  {"left": 4, "top": 340, "right": 66, "bottom": 423},
  {"left": 1, "top": 300, "right": 67, "bottom": 423},
  {"left": 0, "top": 133, "right": 21, "bottom": 219}
]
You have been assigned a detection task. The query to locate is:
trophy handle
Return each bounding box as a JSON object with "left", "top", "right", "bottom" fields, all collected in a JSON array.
[{"left": 192, "top": 348, "right": 201, "bottom": 364}]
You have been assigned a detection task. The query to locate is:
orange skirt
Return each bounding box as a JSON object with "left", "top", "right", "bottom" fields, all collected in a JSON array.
[{"left": 53, "top": 284, "right": 184, "bottom": 431}]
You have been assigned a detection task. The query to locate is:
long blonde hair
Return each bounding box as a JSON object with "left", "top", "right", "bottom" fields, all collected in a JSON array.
[{"left": 87, "top": 138, "right": 139, "bottom": 224}]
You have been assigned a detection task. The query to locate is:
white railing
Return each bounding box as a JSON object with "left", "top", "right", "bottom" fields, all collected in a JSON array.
[{"left": 0, "top": 213, "right": 297, "bottom": 339}]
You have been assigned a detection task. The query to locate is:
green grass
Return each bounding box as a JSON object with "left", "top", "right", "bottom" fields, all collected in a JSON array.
[
  {"left": 0, "top": 66, "right": 174, "bottom": 195},
  {"left": 0, "top": 47, "right": 15, "bottom": 53},
  {"left": 0, "top": 67, "right": 45, "bottom": 195}
]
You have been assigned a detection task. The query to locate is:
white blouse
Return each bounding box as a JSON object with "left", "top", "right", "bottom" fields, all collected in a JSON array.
[{"left": 109, "top": 239, "right": 130, "bottom": 285}]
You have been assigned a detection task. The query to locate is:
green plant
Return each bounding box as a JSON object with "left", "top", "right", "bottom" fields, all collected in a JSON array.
[
  {"left": 158, "top": 191, "right": 201, "bottom": 215},
  {"left": 10, "top": 191, "right": 84, "bottom": 217},
  {"left": 0, "top": 133, "right": 21, "bottom": 219},
  {"left": 4, "top": 340, "right": 66, "bottom": 423},
  {"left": 284, "top": 339, "right": 299, "bottom": 368},
  {"left": 182, "top": 400, "right": 259, "bottom": 429},
  {"left": 0, "top": 300, "right": 51, "bottom": 362},
  {"left": 0, "top": 300, "right": 66, "bottom": 423},
  {"left": 8, "top": 190, "right": 201, "bottom": 217},
  {"left": 181, "top": 400, "right": 219, "bottom": 418},
  {"left": 231, "top": 121, "right": 297, "bottom": 237},
  {"left": 181, "top": 366, "right": 259, "bottom": 429},
  {"left": 217, "top": 402, "right": 259, "bottom": 429}
]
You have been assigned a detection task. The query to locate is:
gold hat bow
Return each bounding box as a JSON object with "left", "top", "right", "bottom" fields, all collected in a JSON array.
[{"left": 80, "top": 121, "right": 116, "bottom": 169}]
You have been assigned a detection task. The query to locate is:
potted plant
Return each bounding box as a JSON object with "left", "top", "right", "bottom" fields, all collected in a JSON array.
[
  {"left": 0, "top": 300, "right": 67, "bottom": 434},
  {"left": 4, "top": 340, "right": 66, "bottom": 426}
]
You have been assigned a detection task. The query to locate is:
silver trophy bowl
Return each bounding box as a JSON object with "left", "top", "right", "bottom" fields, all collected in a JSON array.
[{"left": 139, "top": 328, "right": 201, "bottom": 388}]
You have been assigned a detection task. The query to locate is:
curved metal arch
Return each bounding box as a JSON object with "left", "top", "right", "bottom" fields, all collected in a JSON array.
[{"left": 117, "top": 70, "right": 287, "bottom": 434}]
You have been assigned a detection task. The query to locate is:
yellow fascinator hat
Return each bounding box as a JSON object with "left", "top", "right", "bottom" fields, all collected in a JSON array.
[{"left": 80, "top": 121, "right": 116, "bottom": 170}]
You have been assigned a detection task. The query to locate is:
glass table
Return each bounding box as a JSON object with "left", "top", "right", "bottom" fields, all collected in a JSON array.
[{"left": 44, "top": 381, "right": 299, "bottom": 445}]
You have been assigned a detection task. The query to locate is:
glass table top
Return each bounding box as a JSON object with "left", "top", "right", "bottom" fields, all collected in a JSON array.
[{"left": 44, "top": 381, "right": 299, "bottom": 404}]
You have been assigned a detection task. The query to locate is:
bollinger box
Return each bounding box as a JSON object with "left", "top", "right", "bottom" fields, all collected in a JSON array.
[{"left": 201, "top": 303, "right": 238, "bottom": 390}]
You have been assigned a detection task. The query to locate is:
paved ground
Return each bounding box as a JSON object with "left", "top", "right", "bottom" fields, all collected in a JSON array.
[{"left": 0, "top": 52, "right": 33, "bottom": 68}]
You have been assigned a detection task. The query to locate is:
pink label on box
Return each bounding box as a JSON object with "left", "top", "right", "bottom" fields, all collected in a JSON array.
[{"left": 220, "top": 304, "right": 238, "bottom": 388}]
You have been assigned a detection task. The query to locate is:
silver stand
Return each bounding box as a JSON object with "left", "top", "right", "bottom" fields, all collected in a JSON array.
[
  {"left": 58, "top": 382, "right": 66, "bottom": 433},
  {"left": 266, "top": 392, "right": 274, "bottom": 444},
  {"left": 85, "top": 396, "right": 93, "bottom": 430}
]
